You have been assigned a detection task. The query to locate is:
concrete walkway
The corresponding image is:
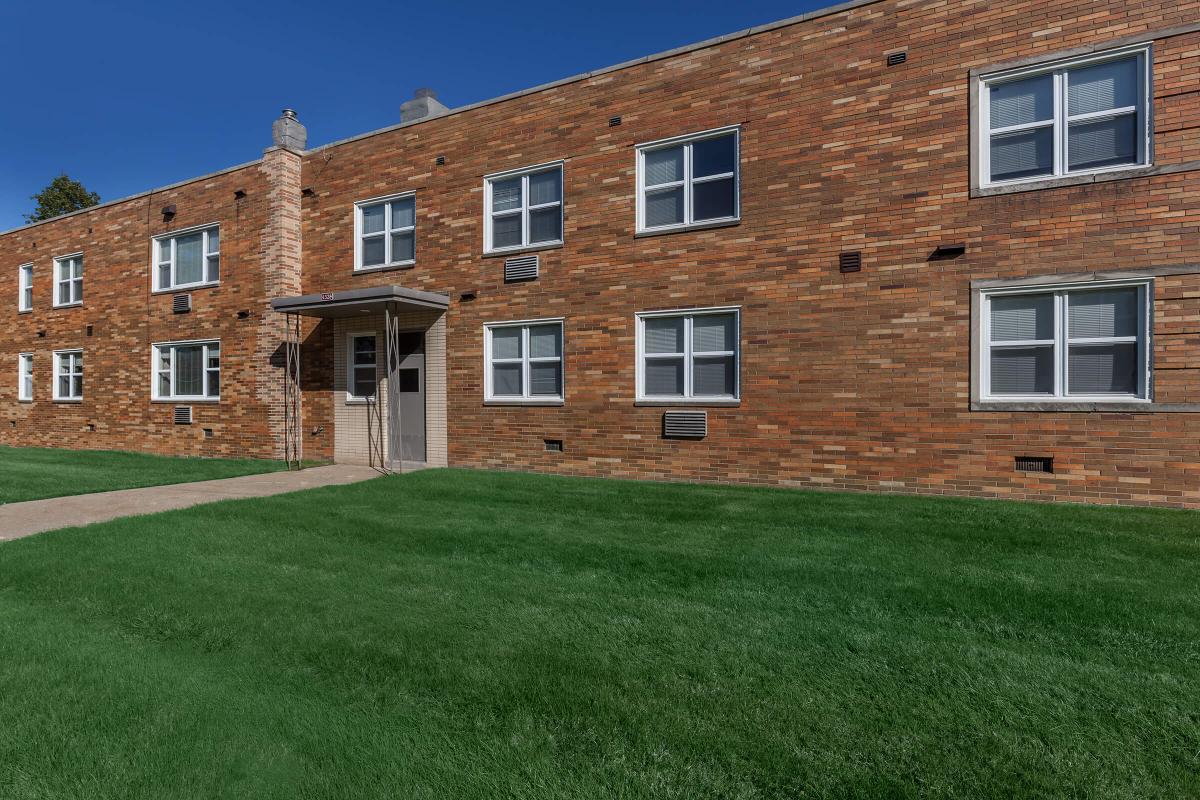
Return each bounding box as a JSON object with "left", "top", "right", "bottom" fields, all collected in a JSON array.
[{"left": 0, "top": 464, "right": 381, "bottom": 542}]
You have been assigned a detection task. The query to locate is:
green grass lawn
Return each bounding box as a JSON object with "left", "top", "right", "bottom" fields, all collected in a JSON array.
[
  {"left": 0, "top": 446, "right": 287, "bottom": 504},
  {"left": 0, "top": 470, "right": 1197, "bottom": 799}
]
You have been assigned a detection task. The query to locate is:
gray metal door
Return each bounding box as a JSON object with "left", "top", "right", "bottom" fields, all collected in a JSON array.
[{"left": 391, "top": 332, "right": 426, "bottom": 464}]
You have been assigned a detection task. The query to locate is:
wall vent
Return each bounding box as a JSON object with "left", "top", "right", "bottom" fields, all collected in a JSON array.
[
  {"left": 609, "top": 115, "right": 622, "bottom": 127},
  {"left": 173, "top": 406, "right": 193, "bottom": 425},
  {"left": 886, "top": 51, "right": 908, "bottom": 67},
  {"left": 435, "top": 155, "right": 446, "bottom": 166},
  {"left": 839, "top": 251, "right": 863, "bottom": 273},
  {"left": 173, "top": 294, "right": 192, "bottom": 314},
  {"left": 203, "top": 427, "right": 214, "bottom": 439},
  {"left": 1015, "top": 456, "right": 1053, "bottom": 474},
  {"left": 504, "top": 254, "right": 539, "bottom": 282},
  {"left": 663, "top": 410, "right": 707, "bottom": 439},
  {"left": 544, "top": 439, "right": 564, "bottom": 452}
]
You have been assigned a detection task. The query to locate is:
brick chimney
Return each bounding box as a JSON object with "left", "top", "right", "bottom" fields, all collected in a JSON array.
[
  {"left": 271, "top": 108, "right": 307, "bottom": 151},
  {"left": 400, "top": 88, "right": 450, "bottom": 124}
]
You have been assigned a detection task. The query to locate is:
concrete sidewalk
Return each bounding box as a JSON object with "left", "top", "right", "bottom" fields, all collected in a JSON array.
[{"left": 0, "top": 464, "right": 381, "bottom": 542}]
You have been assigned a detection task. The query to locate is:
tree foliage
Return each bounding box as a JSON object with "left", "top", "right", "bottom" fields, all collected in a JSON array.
[{"left": 25, "top": 174, "right": 100, "bottom": 223}]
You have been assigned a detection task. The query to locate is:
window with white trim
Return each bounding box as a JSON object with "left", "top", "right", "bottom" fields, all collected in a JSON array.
[
  {"left": 18, "top": 264, "right": 32, "bottom": 312},
  {"left": 637, "top": 308, "right": 739, "bottom": 401},
  {"left": 355, "top": 194, "right": 415, "bottom": 270},
  {"left": 978, "top": 46, "right": 1150, "bottom": 187},
  {"left": 152, "top": 341, "right": 220, "bottom": 401},
  {"left": 981, "top": 281, "right": 1150, "bottom": 402},
  {"left": 53, "top": 350, "right": 83, "bottom": 401},
  {"left": 154, "top": 225, "right": 220, "bottom": 291},
  {"left": 637, "top": 127, "right": 739, "bottom": 233},
  {"left": 484, "top": 164, "right": 563, "bottom": 253},
  {"left": 54, "top": 255, "right": 83, "bottom": 307},
  {"left": 347, "top": 334, "right": 378, "bottom": 400},
  {"left": 484, "top": 320, "right": 563, "bottom": 402},
  {"left": 18, "top": 353, "right": 33, "bottom": 401}
]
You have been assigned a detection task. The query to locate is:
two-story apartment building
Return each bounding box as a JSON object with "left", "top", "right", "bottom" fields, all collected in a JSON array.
[{"left": 3, "top": 0, "right": 1200, "bottom": 507}]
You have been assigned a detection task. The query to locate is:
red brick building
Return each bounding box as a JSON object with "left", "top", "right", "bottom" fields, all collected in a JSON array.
[{"left": 3, "top": 0, "right": 1200, "bottom": 507}]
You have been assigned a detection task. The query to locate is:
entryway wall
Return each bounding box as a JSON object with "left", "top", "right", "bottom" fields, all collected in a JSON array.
[{"left": 331, "top": 310, "right": 447, "bottom": 468}]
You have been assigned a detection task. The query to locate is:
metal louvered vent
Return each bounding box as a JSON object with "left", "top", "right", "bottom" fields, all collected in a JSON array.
[
  {"left": 839, "top": 251, "right": 862, "bottom": 273},
  {"left": 172, "top": 294, "right": 192, "bottom": 314},
  {"left": 173, "top": 406, "right": 193, "bottom": 425},
  {"left": 544, "top": 439, "right": 564, "bottom": 452},
  {"left": 886, "top": 51, "right": 908, "bottom": 67},
  {"left": 1015, "top": 456, "right": 1053, "bottom": 474},
  {"left": 663, "top": 410, "right": 707, "bottom": 439},
  {"left": 504, "top": 254, "right": 539, "bottom": 282}
]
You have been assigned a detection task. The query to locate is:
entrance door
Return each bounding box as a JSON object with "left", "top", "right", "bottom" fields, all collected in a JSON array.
[{"left": 391, "top": 332, "right": 426, "bottom": 464}]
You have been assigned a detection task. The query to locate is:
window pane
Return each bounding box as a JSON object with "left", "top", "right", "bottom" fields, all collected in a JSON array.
[
  {"left": 176, "top": 232, "right": 204, "bottom": 285},
  {"left": 644, "top": 317, "right": 684, "bottom": 354},
  {"left": 391, "top": 231, "right": 415, "bottom": 263},
  {"left": 528, "top": 169, "right": 561, "bottom": 206},
  {"left": 362, "top": 235, "right": 385, "bottom": 266},
  {"left": 175, "top": 346, "right": 204, "bottom": 396},
  {"left": 72, "top": 375, "right": 83, "bottom": 398},
  {"left": 159, "top": 240, "right": 172, "bottom": 262},
  {"left": 693, "top": 355, "right": 735, "bottom": 396},
  {"left": 991, "top": 294, "right": 1053, "bottom": 342},
  {"left": 1068, "top": 287, "right": 1138, "bottom": 339},
  {"left": 353, "top": 337, "right": 376, "bottom": 365},
  {"left": 990, "top": 74, "right": 1053, "bottom": 128},
  {"left": 59, "top": 376, "right": 71, "bottom": 398},
  {"left": 491, "top": 177, "right": 522, "bottom": 212},
  {"left": 644, "top": 146, "right": 684, "bottom": 186},
  {"left": 644, "top": 358, "right": 685, "bottom": 396},
  {"left": 390, "top": 198, "right": 415, "bottom": 229},
  {"left": 362, "top": 203, "right": 385, "bottom": 234},
  {"left": 692, "top": 134, "right": 736, "bottom": 177},
  {"left": 59, "top": 281, "right": 71, "bottom": 305},
  {"left": 692, "top": 177, "right": 736, "bottom": 221},
  {"left": 1067, "top": 114, "right": 1138, "bottom": 171},
  {"left": 491, "top": 327, "right": 522, "bottom": 360},
  {"left": 353, "top": 368, "right": 376, "bottom": 398},
  {"left": 158, "top": 263, "right": 171, "bottom": 289},
  {"left": 693, "top": 314, "right": 736, "bottom": 352},
  {"left": 491, "top": 213, "right": 522, "bottom": 249},
  {"left": 1068, "top": 343, "right": 1138, "bottom": 395},
  {"left": 158, "top": 370, "right": 171, "bottom": 397},
  {"left": 207, "top": 229, "right": 219, "bottom": 253},
  {"left": 207, "top": 254, "right": 220, "bottom": 283},
  {"left": 492, "top": 364, "right": 522, "bottom": 396},
  {"left": 529, "top": 325, "right": 561, "bottom": 359},
  {"left": 1067, "top": 57, "right": 1138, "bottom": 117},
  {"left": 990, "top": 127, "right": 1054, "bottom": 182},
  {"left": 644, "top": 186, "right": 684, "bottom": 228},
  {"left": 72, "top": 259, "right": 82, "bottom": 279},
  {"left": 208, "top": 371, "right": 220, "bottom": 397},
  {"left": 990, "top": 346, "right": 1054, "bottom": 394},
  {"left": 528, "top": 207, "right": 561, "bottom": 244},
  {"left": 529, "top": 362, "right": 562, "bottom": 396}
]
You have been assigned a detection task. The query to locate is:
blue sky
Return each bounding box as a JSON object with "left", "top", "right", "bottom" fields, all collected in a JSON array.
[{"left": 0, "top": 0, "right": 829, "bottom": 230}]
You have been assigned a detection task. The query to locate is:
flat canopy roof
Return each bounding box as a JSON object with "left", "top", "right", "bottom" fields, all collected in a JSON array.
[{"left": 271, "top": 285, "right": 450, "bottom": 319}]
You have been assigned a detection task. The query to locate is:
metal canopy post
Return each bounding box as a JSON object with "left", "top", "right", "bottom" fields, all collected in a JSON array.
[
  {"left": 283, "top": 313, "right": 303, "bottom": 470},
  {"left": 386, "top": 303, "right": 403, "bottom": 474}
]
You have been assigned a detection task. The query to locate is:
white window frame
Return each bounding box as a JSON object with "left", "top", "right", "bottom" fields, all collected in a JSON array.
[
  {"left": 979, "top": 279, "right": 1152, "bottom": 403},
  {"left": 354, "top": 192, "right": 416, "bottom": 271},
  {"left": 977, "top": 45, "right": 1152, "bottom": 189},
  {"left": 151, "top": 340, "right": 221, "bottom": 402},
  {"left": 636, "top": 126, "right": 741, "bottom": 234},
  {"left": 152, "top": 223, "right": 221, "bottom": 292},
  {"left": 636, "top": 306, "right": 741, "bottom": 403},
  {"left": 52, "top": 349, "right": 83, "bottom": 402},
  {"left": 53, "top": 253, "right": 83, "bottom": 308},
  {"left": 18, "top": 353, "right": 33, "bottom": 402},
  {"left": 483, "top": 318, "right": 565, "bottom": 404},
  {"left": 346, "top": 332, "right": 379, "bottom": 402},
  {"left": 482, "top": 162, "right": 564, "bottom": 254},
  {"left": 18, "top": 263, "right": 32, "bottom": 312}
]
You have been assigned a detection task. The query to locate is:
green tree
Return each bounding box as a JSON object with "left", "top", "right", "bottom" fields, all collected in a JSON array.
[{"left": 24, "top": 174, "right": 100, "bottom": 223}]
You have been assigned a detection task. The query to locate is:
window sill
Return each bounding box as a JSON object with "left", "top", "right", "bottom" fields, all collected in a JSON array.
[
  {"left": 17, "top": 399, "right": 32, "bottom": 404},
  {"left": 151, "top": 399, "right": 220, "bottom": 404},
  {"left": 971, "top": 161, "right": 1200, "bottom": 198},
  {"left": 353, "top": 262, "right": 415, "bottom": 275},
  {"left": 970, "top": 400, "right": 1200, "bottom": 413},
  {"left": 635, "top": 399, "right": 740, "bottom": 407},
  {"left": 635, "top": 218, "right": 741, "bottom": 239},
  {"left": 482, "top": 242, "right": 564, "bottom": 259},
  {"left": 52, "top": 398, "right": 82, "bottom": 404},
  {"left": 18, "top": 309, "right": 31, "bottom": 315},
  {"left": 52, "top": 303, "right": 82, "bottom": 310},
  {"left": 153, "top": 282, "right": 219, "bottom": 295},
  {"left": 484, "top": 399, "right": 565, "bottom": 407}
]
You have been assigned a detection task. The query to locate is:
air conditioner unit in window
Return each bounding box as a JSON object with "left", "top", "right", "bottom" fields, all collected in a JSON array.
[
  {"left": 173, "top": 406, "right": 193, "bottom": 425},
  {"left": 504, "top": 254, "right": 539, "bottom": 283},
  {"left": 663, "top": 410, "right": 707, "bottom": 439}
]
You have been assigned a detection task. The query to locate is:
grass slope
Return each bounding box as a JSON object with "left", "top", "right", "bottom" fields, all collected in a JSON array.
[
  {"left": 0, "top": 469, "right": 1197, "bottom": 798},
  {"left": 0, "top": 446, "right": 286, "bottom": 505}
]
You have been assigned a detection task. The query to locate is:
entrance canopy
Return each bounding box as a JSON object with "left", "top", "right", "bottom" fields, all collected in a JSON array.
[{"left": 270, "top": 284, "right": 450, "bottom": 318}]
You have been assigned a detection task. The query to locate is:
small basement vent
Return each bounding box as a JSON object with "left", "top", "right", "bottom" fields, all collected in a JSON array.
[
  {"left": 1015, "top": 456, "right": 1053, "bottom": 474},
  {"left": 838, "top": 251, "right": 862, "bottom": 273},
  {"left": 504, "top": 254, "right": 539, "bottom": 283},
  {"left": 663, "top": 410, "right": 707, "bottom": 439},
  {"left": 173, "top": 406, "right": 193, "bottom": 425},
  {"left": 172, "top": 294, "right": 192, "bottom": 314},
  {"left": 544, "top": 439, "right": 564, "bottom": 452},
  {"left": 886, "top": 51, "right": 908, "bottom": 67}
]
